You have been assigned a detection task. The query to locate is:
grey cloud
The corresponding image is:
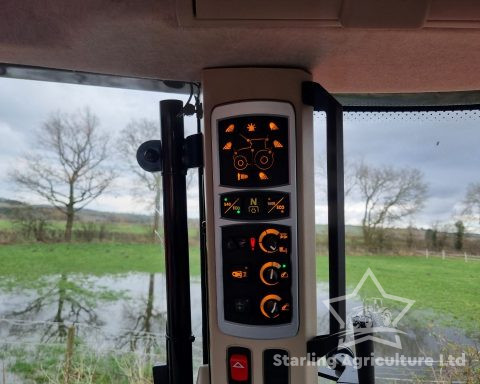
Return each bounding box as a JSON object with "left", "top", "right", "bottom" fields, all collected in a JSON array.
[{"left": 315, "top": 111, "right": 480, "bottom": 227}]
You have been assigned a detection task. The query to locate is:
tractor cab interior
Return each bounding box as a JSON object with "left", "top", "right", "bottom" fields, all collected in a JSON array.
[{"left": 1, "top": 1, "right": 480, "bottom": 384}]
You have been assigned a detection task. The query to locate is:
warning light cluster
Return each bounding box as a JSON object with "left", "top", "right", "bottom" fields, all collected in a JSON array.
[{"left": 218, "top": 115, "right": 289, "bottom": 187}]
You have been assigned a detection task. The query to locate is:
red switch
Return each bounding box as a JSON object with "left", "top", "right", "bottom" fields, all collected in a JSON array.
[{"left": 229, "top": 353, "right": 249, "bottom": 382}]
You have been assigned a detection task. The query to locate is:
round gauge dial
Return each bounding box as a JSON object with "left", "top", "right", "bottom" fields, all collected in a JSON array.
[
  {"left": 260, "top": 262, "right": 281, "bottom": 285},
  {"left": 260, "top": 294, "right": 282, "bottom": 319}
]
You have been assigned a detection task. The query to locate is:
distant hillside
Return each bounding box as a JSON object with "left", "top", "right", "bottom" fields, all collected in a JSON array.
[
  {"left": 316, "top": 222, "right": 479, "bottom": 238},
  {"left": 0, "top": 197, "right": 151, "bottom": 224}
]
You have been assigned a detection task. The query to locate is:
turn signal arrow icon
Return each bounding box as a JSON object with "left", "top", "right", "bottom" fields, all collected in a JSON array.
[
  {"left": 269, "top": 122, "right": 279, "bottom": 131},
  {"left": 258, "top": 172, "right": 269, "bottom": 180},
  {"left": 273, "top": 140, "right": 283, "bottom": 148}
]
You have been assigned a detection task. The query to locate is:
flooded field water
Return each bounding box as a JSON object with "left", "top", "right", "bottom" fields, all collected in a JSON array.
[{"left": 0, "top": 274, "right": 477, "bottom": 383}]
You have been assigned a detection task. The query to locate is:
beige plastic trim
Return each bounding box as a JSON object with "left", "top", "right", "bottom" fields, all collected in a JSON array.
[
  {"left": 202, "top": 67, "right": 317, "bottom": 384},
  {"left": 196, "top": 365, "right": 211, "bottom": 384}
]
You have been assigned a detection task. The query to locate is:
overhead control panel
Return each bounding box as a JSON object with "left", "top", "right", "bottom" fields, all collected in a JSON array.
[{"left": 212, "top": 101, "right": 298, "bottom": 338}]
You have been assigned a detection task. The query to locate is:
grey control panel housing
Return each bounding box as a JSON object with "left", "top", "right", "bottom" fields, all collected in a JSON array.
[{"left": 211, "top": 101, "right": 299, "bottom": 339}]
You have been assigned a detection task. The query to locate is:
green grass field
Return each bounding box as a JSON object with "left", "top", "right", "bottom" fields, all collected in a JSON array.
[
  {"left": 0, "top": 243, "right": 202, "bottom": 278},
  {"left": 0, "top": 219, "right": 153, "bottom": 234},
  {"left": 0, "top": 243, "right": 478, "bottom": 335},
  {"left": 317, "top": 254, "right": 480, "bottom": 335}
]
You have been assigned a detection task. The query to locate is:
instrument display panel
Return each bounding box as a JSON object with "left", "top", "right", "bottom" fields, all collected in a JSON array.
[
  {"left": 212, "top": 101, "right": 298, "bottom": 339},
  {"left": 218, "top": 115, "right": 289, "bottom": 187}
]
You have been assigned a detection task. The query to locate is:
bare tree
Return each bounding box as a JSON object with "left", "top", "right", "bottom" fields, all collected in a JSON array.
[
  {"left": 118, "top": 119, "right": 163, "bottom": 240},
  {"left": 11, "top": 108, "right": 115, "bottom": 241},
  {"left": 355, "top": 163, "right": 428, "bottom": 249},
  {"left": 463, "top": 182, "right": 480, "bottom": 223},
  {"left": 315, "top": 153, "right": 356, "bottom": 199}
]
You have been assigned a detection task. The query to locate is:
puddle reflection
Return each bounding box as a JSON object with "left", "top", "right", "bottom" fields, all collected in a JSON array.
[{"left": 0, "top": 275, "right": 477, "bottom": 383}]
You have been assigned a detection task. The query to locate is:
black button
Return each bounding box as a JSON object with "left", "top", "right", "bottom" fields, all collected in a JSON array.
[
  {"left": 226, "top": 238, "right": 237, "bottom": 251},
  {"left": 234, "top": 298, "right": 250, "bottom": 313},
  {"left": 264, "top": 349, "right": 289, "bottom": 384},
  {"left": 237, "top": 237, "right": 248, "bottom": 248}
]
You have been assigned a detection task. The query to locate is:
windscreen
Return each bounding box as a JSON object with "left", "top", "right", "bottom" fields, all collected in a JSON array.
[
  {"left": 314, "top": 109, "right": 480, "bottom": 383},
  {"left": 0, "top": 77, "right": 205, "bottom": 382}
]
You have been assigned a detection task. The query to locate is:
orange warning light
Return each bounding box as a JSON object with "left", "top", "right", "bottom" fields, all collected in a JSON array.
[
  {"left": 247, "top": 123, "right": 256, "bottom": 132},
  {"left": 223, "top": 142, "right": 232, "bottom": 150},
  {"left": 232, "top": 270, "right": 247, "bottom": 279},
  {"left": 273, "top": 140, "right": 283, "bottom": 148},
  {"left": 269, "top": 122, "right": 279, "bottom": 131},
  {"left": 237, "top": 173, "right": 249, "bottom": 181},
  {"left": 259, "top": 172, "right": 269, "bottom": 180},
  {"left": 225, "top": 124, "right": 235, "bottom": 133},
  {"left": 281, "top": 303, "right": 290, "bottom": 312},
  {"left": 280, "top": 271, "right": 289, "bottom": 279}
]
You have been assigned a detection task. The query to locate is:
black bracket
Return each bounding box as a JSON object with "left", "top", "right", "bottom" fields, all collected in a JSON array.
[
  {"left": 302, "top": 81, "right": 342, "bottom": 111},
  {"left": 183, "top": 133, "right": 204, "bottom": 169},
  {"left": 307, "top": 333, "right": 342, "bottom": 358},
  {"left": 136, "top": 133, "right": 203, "bottom": 173},
  {"left": 307, "top": 335, "right": 359, "bottom": 384},
  {"left": 317, "top": 347, "right": 359, "bottom": 384}
]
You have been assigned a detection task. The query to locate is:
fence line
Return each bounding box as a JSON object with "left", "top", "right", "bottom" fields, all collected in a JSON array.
[{"left": 419, "top": 249, "right": 480, "bottom": 262}]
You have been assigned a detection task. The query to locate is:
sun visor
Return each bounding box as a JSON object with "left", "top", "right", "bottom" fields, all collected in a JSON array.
[
  {"left": 340, "top": 0, "right": 430, "bottom": 28},
  {"left": 179, "top": 0, "right": 480, "bottom": 29}
]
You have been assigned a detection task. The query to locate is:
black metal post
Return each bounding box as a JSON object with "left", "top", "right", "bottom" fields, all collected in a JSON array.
[
  {"left": 196, "top": 107, "right": 210, "bottom": 365},
  {"left": 161, "top": 99, "right": 194, "bottom": 384},
  {"left": 326, "top": 96, "right": 347, "bottom": 336},
  {"left": 302, "top": 82, "right": 347, "bottom": 336},
  {"left": 352, "top": 316, "right": 375, "bottom": 383}
]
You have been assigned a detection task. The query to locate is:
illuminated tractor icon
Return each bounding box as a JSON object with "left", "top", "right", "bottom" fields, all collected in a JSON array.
[
  {"left": 254, "top": 149, "right": 274, "bottom": 170},
  {"left": 233, "top": 138, "right": 275, "bottom": 171},
  {"left": 233, "top": 153, "right": 248, "bottom": 170}
]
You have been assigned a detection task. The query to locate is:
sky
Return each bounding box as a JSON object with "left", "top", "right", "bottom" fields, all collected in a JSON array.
[
  {"left": 0, "top": 77, "right": 479, "bottom": 230},
  {"left": 314, "top": 110, "right": 480, "bottom": 230}
]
